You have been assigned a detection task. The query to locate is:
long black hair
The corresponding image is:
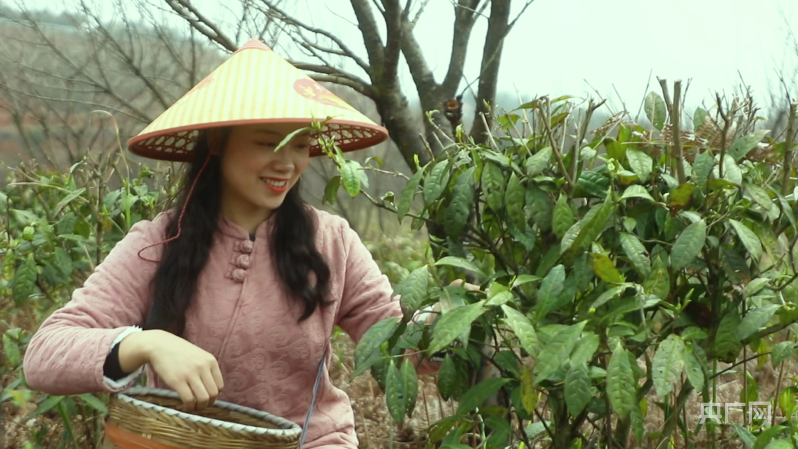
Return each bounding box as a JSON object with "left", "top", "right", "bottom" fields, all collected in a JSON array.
[{"left": 144, "top": 129, "right": 332, "bottom": 335}]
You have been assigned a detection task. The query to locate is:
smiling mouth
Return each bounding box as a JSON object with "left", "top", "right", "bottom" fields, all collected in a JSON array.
[{"left": 261, "top": 177, "right": 289, "bottom": 193}]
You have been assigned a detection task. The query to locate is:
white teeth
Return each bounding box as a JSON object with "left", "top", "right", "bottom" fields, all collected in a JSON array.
[{"left": 263, "top": 178, "right": 287, "bottom": 187}]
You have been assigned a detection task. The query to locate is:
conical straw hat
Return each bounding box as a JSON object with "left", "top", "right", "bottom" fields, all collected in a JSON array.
[{"left": 128, "top": 38, "right": 388, "bottom": 161}]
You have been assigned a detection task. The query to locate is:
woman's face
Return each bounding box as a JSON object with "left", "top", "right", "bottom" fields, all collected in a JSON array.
[{"left": 219, "top": 123, "right": 311, "bottom": 217}]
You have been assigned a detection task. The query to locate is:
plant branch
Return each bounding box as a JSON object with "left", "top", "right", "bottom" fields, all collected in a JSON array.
[
  {"left": 670, "top": 80, "right": 686, "bottom": 184},
  {"left": 164, "top": 0, "right": 237, "bottom": 51},
  {"left": 781, "top": 102, "right": 798, "bottom": 196}
]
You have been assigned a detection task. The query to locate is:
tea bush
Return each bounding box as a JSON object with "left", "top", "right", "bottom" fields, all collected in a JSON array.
[{"left": 328, "top": 88, "right": 798, "bottom": 448}]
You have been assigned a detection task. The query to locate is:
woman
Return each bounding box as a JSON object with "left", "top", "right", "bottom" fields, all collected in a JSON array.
[{"left": 23, "top": 38, "right": 438, "bottom": 449}]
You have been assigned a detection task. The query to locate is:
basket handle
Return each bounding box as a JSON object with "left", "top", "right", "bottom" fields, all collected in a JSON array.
[{"left": 297, "top": 347, "right": 327, "bottom": 449}]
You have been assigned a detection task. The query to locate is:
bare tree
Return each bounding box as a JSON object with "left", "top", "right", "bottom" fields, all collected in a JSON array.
[
  {"left": 161, "top": 0, "right": 537, "bottom": 171},
  {"left": 0, "top": 0, "right": 231, "bottom": 172}
]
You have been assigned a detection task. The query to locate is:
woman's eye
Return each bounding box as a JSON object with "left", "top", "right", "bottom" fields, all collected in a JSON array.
[
  {"left": 294, "top": 143, "right": 309, "bottom": 151},
  {"left": 256, "top": 142, "right": 278, "bottom": 148}
]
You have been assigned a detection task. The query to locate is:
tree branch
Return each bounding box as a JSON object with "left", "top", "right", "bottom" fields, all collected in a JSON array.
[
  {"left": 380, "top": 0, "right": 403, "bottom": 88},
  {"left": 255, "top": 0, "right": 371, "bottom": 73},
  {"left": 469, "top": 0, "right": 511, "bottom": 144},
  {"left": 399, "top": 19, "right": 437, "bottom": 103},
  {"left": 350, "top": 0, "right": 386, "bottom": 72},
  {"left": 440, "top": 0, "right": 481, "bottom": 96},
  {"left": 164, "top": 0, "right": 238, "bottom": 52}
]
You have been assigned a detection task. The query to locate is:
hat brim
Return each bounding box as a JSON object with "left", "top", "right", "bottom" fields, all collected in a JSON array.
[{"left": 128, "top": 118, "right": 389, "bottom": 162}]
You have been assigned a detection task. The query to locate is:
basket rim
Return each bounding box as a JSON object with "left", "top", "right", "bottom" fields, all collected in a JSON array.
[{"left": 113, "top": 386, "right": 302, "bottom": 438}]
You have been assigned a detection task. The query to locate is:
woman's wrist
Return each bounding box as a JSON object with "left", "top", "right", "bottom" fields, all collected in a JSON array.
[{"left": 117, "top": 330, "right": 159, "bottom": 373}]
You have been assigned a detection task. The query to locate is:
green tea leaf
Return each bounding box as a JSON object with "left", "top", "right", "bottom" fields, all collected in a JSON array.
[
  {"left": 397, "top": 266, "right": 429, "bottom": 317},
  {"left": 653, "top": 334, "right": 685, "bottom": 397},
  {"left": 385, "top": 360, "right": 406, "bottom": 424},
  {"left": 590, "top": 254, "right": 624, "bottom": 284},
  {"left": 693, "top": 151, "right": 714, "bottom": 188},
  {"left": 323, "top": 175, "right": 340, "bottom": 206},
  {"left": 626, "top": 148, "right": 652, "bottom": 182},
  {"left": 619, "top": 185, "right": 654, "bottom": 202},
  {"left": 574, "top": 252, "right": 593, "bottom": 290},
  {"left": 12, "top": 254, "right": 37, "bottom": 305},
  {"left": 744, "top": 183, "right": 772, "bottom": 211},
  {"left": 505, "top": 172, "right": 526, "bottom": 230},
  {"left": 763, "top": 439, "right": 792, "bottom": 449},
  {"left": 772, "top": 341, "right": 794, "bottom": 367},
  {"left": 620, "top": 233, "right": 651, "bottom": 278},
  {"left": 526, "top": 184, "right": 552, "bottom": 232},
  {"left": 694, "top": 107, "right": 708, "bottom": 130},
  {"left": 54, "top": 188, "right": 86, "bottom": 214},
  {"left": 424, "top": 161, "right": 451, "bottom": 205},
  {"left": 728, "top": 129, "right": 770, "bottom": 161},
  {"left": 354, "top": 317, "right": 400, "bottom": 376},
  {"left": 670, "top": 183, "right": 695, "bottom": 207},
  {"left": 644, "top": 256, "right": 670, "bottom": 300},
  {"left": 534, "top": 321, "right": 586, "bottom": 384},
  {"left": 671, "top": 220, "right": 706, "bottom": 271},
  {"left": 444, "top": 167, "right": 475, "bottom": 237},
  {"left": 754, "top": 426, "right": 785, "bottom": 449},
  {"left": 508, "top": 223, "right": 536, "bottom": 252},
  {"left": 591, "top": 284, "right": 632, "bottom": 309},
  {"left": 437, "top": 354, "right": 469, "bottom": 400},
  {"left": 519, "top": 367, "right": 537, "bottom": 414},
  {"left": 570, "top": 332, "right": 599, "bottom": 367},
  {"left": 398, "top": 166, "right": 426, "bottom": 220},
  {"left": 456, "top": 377, "right": 512, "bottom": 416},
  {"left": 731, "top": 424, "right": 756, "bottom": 448},
  {"left": 729, "top": 219, "right": 763, "bottom": 261},
  {"left": 722, "top": 154, "right": 743, "bottom": 185},
  {"left": 645, "top": 92, "right": 667, "bottom": 131},
  {"left": 607, "top": 344, "right": 636, "bottom": 418},
  {"left": 28, "top": 395, "right": 64, "bottom": 419},
  {"left": 683, "top": 346, "right": 705, "bottom": 389},
  {"left": 536, "top": 265, "right": 565, "bottom": 320},
  {"left": 715, "top": 312, "right": 743, "bottom": 363},
  {"left": 572, "top": 195, "right": 614, "bottom": 254},
  {"left": 484, "top": 416, "right": 512, "bottom": 449},
  {"left": 481, "top": 162, "right": 506, "bottom": 212},
  {"left": 341, "top": 160, "right": 362, "bottom": 197},
  {"left": 435, "top": 257, "right": 481, "bottom": 275},
  {"left": 429, "top": 301, "right": 487, "bottom": 355},
  {"left": 2, "top": 334, "right": 21, "bottom": 368},
  {"left": 565, "top": 364, "right": 592, "bottom": 416},
  {"left": 400, "top": 359, "right": 418, "bottom": 418},
  {"left": 575, "top": 169, "right": 610, "bottom": 198},
  {"left": 737, "top": 304, "right": 780, "bottom": 341},
  {"left": 501, "top": 306, "right": 539, "bottom": 357},
  {"left": 552, "top": 195, "right": 575, "bottom": 239},
  {"left": 77, "top": 394, "right": 108, "bottom": 415},
  {"left": 54, "top": 247, "right": 73, "bottom": 278},
  {"left": 525, "top": 147, "right": 552, "bottom": 176}
]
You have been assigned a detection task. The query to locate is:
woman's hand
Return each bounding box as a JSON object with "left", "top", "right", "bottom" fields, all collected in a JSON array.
[
  {"left": 118, "top": 330, "right": 224, "bottom": 413},
  {"left": 449, "top": 278, "right": 481, "bottom": 292}
]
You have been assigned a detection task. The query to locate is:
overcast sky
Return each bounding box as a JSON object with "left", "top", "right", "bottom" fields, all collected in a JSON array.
[{"left": 27, "top": 0, "right": 798, "bottom": 119}]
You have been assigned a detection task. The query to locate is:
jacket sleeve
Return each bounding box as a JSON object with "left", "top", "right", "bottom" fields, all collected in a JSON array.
[
  {"left": 22, "top": 217, "right": 165, "bottom": 395},
  {"left": 335, "top": 221, "right": 438, "bottom": 375}
]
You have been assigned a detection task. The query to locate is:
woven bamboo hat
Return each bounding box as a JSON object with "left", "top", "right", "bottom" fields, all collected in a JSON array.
[{"left": 127, "top": 38, "right": 388, "bottom": 161}]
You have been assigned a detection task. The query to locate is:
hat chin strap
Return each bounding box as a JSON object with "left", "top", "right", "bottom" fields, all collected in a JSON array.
[{"left": 137, "top": 151, "right": 213, "bottom": 263}]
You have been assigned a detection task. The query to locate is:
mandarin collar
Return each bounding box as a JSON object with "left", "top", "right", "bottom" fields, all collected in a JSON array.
[{"left": 217, "top": 213, "right": 276, "bottom": 240}]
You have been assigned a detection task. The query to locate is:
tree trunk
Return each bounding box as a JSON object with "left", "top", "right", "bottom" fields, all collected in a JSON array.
[{"left": 470, "top": 0, "right": 511, "bottom": 144}]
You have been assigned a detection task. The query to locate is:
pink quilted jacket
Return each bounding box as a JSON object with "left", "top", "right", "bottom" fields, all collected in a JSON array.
[{"left": 23, "top": 206, "right": 420, "bottom": 448}]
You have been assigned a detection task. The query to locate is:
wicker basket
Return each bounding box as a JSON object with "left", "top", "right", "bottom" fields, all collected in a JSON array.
[{"left": 104, "top": 387, "right": 302, "bottom": 449}]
